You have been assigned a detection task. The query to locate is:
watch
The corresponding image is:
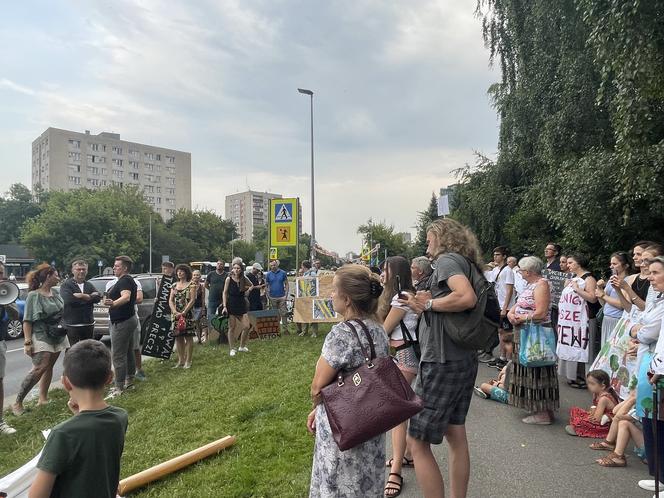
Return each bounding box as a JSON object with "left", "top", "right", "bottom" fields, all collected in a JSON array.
[{"left": 425, "top": 299, "right": 433, "bottom": 311}]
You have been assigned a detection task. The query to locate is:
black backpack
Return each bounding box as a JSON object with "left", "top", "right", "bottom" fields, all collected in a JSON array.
[{"left": 436, "top": 253, "right": 501, "bottom": 351}]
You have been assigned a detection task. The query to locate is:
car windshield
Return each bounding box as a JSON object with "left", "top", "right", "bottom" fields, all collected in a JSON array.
[{"left": 89, "top": 279, "right": 110, "bottom": 293}]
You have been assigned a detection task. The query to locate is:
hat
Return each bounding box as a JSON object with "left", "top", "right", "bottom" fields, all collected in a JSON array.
[{"left": 252, "top": 263, "right": 263, "bottom": 271}]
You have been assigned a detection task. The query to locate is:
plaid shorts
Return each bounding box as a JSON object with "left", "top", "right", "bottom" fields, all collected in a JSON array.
[{"left": 409, "top": 357, "right": 478, "bottom": 444}]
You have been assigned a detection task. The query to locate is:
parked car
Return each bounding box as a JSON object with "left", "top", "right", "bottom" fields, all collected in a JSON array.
[
  {"left": 1, "top": 282, "right": 28, "bottom": 339},
  {"left": 88, "top": 274, "right": 160, "bottom": 341}
]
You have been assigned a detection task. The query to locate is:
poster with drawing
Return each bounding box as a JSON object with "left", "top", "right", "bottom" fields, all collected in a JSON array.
[
  {"left": 294, "top": 274, "right": 341, "bottom": 324},
  {"left": 312, "top": 298, "right": 337, "bottom": 320},
  {"left": 296, "top": 277, "right": 319, "bottom": 298}
]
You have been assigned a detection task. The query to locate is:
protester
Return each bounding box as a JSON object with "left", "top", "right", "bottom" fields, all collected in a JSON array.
[
  {"left": 191, "top": 269, "right": 206, "bottom": 342},
  {"left": 297, "top": 260, "right": 319, "bottom": 337},
  {"left": 507, "top": 256, "right": 559, "bottom": 425},
  {"left": 169, "top": 264, "right": 196, "bottom": 368},
  {"left": 400, "top": 218, "right": 481, "bottom": 498},
  {"left": 307, "top": 264, "right": 387, "bottom": 498},
  {"left": 60, "top": 260, "right": 101, "bottom": 345},
  {"left": 246, "top": 263, "right": 265, "bottom": 312},
  {"left": 565, "top": 370, "right": 619, "bottom": 438},
  {"left": 103, "top": 256, "right": 138, "bottom": 399},
  {"left": 613, "top": 241, "right": 657, "bottom": 318},
  {"left": 544, "top": 243, "right": 562, "bottom": 270},
  {"left": 559, "top": 255, "right": 569, "bottom": 273},
  {"left": 558, "top": 253, "right": 598, "bottom": 388},
  {"left": 631, "top": 255, "right": 664, "bottom": 493},
  {"left": 473, "top": 363, "right": 510, "bottom": 404},
  {"left": 411, "top": 256, "right": 433, "bottom": 291},
  {"left": 507, "top": 256, "right": 518, "bottom": 270},
  {"left": 222, "top": 261, "right": 253, "bottom": 356},
  {"left": 205, "top": 260, "right": 227, "bottom": 322},
  {"left": 378, "top": 256, "right": 418, "bottom": 497},
  {"left": 0, "top": 262, "right": 17, "bottom": 434},
  {"left": 595, "top": 252, "right": 632, "bottom": 345},
  {"left": 266, "top": 259, "right": 289, "bottom": 335},
  {"left": 28, "top": 340, "right": 128, "bottom": 498},
  {"left": 484, "top": 246, "right": 515, "bottom": 369},
  {"left": 12, "top": 264, "right": 66, "bottom": 415}
]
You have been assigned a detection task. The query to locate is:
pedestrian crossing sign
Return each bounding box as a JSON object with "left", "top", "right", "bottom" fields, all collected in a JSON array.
[{"left": 269, "top": 198, "right": 298, "bottom": 247}]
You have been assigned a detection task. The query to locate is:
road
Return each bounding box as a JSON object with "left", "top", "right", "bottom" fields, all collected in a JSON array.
[
  {"left": 3, "top": 339, "right": 65, "bottom": 402},
  {"left": 395, "top": 363, "right": 650, "bottom": 498}
]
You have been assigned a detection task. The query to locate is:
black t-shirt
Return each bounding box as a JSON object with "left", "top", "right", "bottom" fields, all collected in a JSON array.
[
  {"left": 206, "top": 271, "right": 227, "bottom": 304},
  {"left": 108, "top": 275, "right": 137, "bottom": 323}
]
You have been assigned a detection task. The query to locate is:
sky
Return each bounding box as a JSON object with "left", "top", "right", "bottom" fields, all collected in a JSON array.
[{"left": 0, "top": 0, "right": 498, "bottom": 255}]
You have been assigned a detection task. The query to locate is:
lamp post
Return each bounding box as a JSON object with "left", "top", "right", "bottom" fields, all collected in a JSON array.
[{"left": 297, "top": 88, "right": 315, "bottom": 263}]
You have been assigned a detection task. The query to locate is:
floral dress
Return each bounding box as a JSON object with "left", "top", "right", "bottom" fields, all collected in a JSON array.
[
  {"left": 569, "top": 392, "right": 617, "bottom": 438},
  {"left": 309, "top": 319, "right": 389, "bottom": 498},
  {"left": 173, "top": 284, "right": 195, "bottom": 336}
]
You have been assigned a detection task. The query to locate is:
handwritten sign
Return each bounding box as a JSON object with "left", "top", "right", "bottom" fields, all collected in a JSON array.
[
  {"left": 556, "top": 281, "right": 589, "bottom": 362},
  {"left": 542, "top": 269, "right": 572, "bottom": 306},
  {"left": 142, "top": 274, "right": 175, "bottom": 359}
]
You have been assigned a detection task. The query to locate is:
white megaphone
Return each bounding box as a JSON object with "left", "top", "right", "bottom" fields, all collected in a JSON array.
[{"left": 0, "top": 280, "right": 19, "bottom": 305}]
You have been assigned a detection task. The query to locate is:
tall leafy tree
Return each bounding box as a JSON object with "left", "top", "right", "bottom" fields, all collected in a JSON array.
[
  {"left": 413, "top": 193, "right": 440, "bottom": 257},
  {"left": 0, "top": 184, "right": 44, "bottom": 244}
]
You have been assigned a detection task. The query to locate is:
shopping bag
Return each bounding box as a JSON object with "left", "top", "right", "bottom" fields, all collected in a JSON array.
[{"left": 519, "top": 322, "right": 557, "bottom": 367}]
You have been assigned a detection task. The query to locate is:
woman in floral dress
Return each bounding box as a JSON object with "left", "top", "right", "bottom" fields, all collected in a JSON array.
[{"left": 169, "top": 264, "right": 196, "bottom": 368}]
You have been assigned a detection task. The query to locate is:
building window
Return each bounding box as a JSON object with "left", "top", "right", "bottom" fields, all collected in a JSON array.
[
  {"left": 144, "top": 185, "right": 154, "bottom": 193},
  {"left": 145, "top": 163, "right": 154, "bottom": 171},
  {"left": 167, "top": 198, "right": 175, "bottom": 205},
  {"left": 113, "top": 170, "right": 124, "bottom": 178},
  {"left": 87, "top": 166, "right": 99, "bottom": 175},
  {"left": 87, "top": 178, "right": 100, "bottom": 187},
  {"left": 101, "top": 180, "right": 107, "bottom": 186},
  {"left": 166, "top": 208, "right": 175, "bottom": 216},
  {"left": 68, "top": 151, "right": 81, "bottom": 162},
  {"left": 145, "top": 152, "right": 154, "bottom": 160},
  {"left": 112, "top": 158, "right": 123, "bottom": 167},
  {"left": 129, "top": 160, "right": 139, "bottom": 169},
  {"left": 102, "top": 168, "right": 108, "bottom": 175},
  {"left": 156, "top": 186, "right": 161, "bottom": 193},
  {"left": 167, "top": 177, "right": 175, "bottom": 185},
  {"left": 68, "top": 176, "right": 81, "bottom": 184},
  {"left": 154, "top": 176, "right": 161, "bottom": 183},
  {"left": 112, "top": 145, "right": 123, "bottom": 154},
  {"left": 68, "top": 139, "right": 81, "bottom": 149},
  {"left": 167, "top": 188, "right": 175, "bottom": 195},
  {"left": 155, "top": 154, "right": 161, "bottom": 161},
  {"left": 145, "top": 196, "right": 154, "bottom": 203},
  {"left": 167, "top": 166, "right": 176, "bottom": 174},
  {"left": 129, "top": 149, "right": 139, "bottom": 157},
  {"left": 145, "top": 174, "right": 153, "bottom": 182},
  {"left": 156, "top": 197, "right": 162, "bottom": 204},
  {"left": 166, "top": 155, "right": 175, "bottom": 164},
  {"left": 130, "top": 172, "right": 139, "bottom": 180}
]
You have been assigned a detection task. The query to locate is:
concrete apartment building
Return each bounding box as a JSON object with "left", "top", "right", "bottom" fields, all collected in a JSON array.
[
  {"left": 31, "top": 127, "right": 191, "bottom": 219},
  {"left": 225, "top": 190, "right": 283, "bottom": 242}
]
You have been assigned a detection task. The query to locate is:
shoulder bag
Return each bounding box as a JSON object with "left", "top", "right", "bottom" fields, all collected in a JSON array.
[{"left": 320, "top": 319, "right": 423, "bottom": 451}]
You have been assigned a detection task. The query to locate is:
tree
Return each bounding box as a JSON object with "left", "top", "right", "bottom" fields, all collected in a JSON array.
[
  {"left": 356, "top": 220, "right": 408, "bottom": 265},
  {"left": 21, "top": 186, "right": 152, "bottom": 271},
  {"left": 414, "top": 193, "right": 440, "bottom": 257},
  {"left": 166, "top": 209, "right": 237, "bottom": 260},
  {"left": 0, "top": 183, "right": 44, "bottom": 244}
]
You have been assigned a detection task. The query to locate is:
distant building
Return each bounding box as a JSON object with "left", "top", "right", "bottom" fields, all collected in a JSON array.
[
  {"left": 225, "top": 191, "right": 283, "bottom": 242},
  {"left": 397, "top": 232, "right": 412, "bottom": 244},
  {"left": 0, "top": 244, "right": 35, "bottom": 280},
  {"left": 31, "top": 127, "right": 191, "bottom": 220}
]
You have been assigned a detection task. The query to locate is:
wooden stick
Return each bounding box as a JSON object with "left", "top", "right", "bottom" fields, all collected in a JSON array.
[{"left": 117, "top": 435, "right": 236, "bottom": 495}]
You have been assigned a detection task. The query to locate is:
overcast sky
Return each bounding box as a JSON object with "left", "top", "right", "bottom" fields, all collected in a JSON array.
[{"left": 0, "top": 0, "right": 498, "bottom": 255}]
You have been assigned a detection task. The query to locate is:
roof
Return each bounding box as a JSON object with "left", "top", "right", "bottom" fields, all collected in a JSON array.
[{"left": 0, "top": 244, "right": 34, "bottom": 260}]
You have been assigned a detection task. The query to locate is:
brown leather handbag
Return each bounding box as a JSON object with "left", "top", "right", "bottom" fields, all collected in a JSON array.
[{"left": 320, "top": 319, "right": 423, "bottom": 451}]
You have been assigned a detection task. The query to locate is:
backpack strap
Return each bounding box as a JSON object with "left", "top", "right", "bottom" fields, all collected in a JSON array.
[{"left": 399, "top": 320, "right": 417, "bottom": 345}]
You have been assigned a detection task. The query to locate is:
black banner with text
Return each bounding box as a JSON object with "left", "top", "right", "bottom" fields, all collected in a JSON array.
[{"left": 142, "top": 274, "right": 175, "bottom": 359}]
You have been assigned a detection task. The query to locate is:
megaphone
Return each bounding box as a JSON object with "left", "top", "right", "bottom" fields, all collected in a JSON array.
[{"left": 0, "top": 281, "right": 19, "bottom": 305}]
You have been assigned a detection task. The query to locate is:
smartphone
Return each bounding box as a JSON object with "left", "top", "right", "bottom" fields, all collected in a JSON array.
[{"left": 396, "top": 275, "right": 407, "bottom": 300}]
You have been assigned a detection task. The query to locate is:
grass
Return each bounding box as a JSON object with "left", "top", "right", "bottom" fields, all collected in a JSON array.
[{"left": 1, "top": 328, "right": 332, "bottom": 497}]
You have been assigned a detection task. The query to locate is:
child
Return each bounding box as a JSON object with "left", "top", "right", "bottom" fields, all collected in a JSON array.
[
  {"left": 474, "top": 362, "right": 511, "bottom": 404},
  {"left": 565, "top": 369, "right": 619, "bottom": 438},
  {"left": 28, "top": 339, "right": 128, "bottom": 498},
  {"left": 589, "top": 393, "right": 646, "bottom": 467}
]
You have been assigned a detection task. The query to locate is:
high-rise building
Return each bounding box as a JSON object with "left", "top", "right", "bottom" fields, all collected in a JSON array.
[
  {"left": 31, "top": 127, "right": 191, "bottom": 219},
  {"left": 225, "top": 190, "right": 283, "bottom": 242}
]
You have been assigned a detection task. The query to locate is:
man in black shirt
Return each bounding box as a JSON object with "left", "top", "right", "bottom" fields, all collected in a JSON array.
[
  {"left": 246, "top": 263, "right": 265, "bottom": 311},
  {"left": 60, "top": 260, "right": 102, "bottom": 346},
  {"left": 205, "top": 260, "right": 227, "bottom": 320},
  {"left": 544, "top": 242, "right": 562, "bottom": 271},
  {"left": 103, "top": 256, "right": 137, "bottom": 399}
]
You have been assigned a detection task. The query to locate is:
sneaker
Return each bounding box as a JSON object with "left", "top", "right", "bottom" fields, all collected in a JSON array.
[
  {"left": 124, "top": 383, "right": 135, "bottom": 391},
  {"left": 172, "top": 363, "right": 183, "bottom": 369},
  {"left": 104, "top": 388, "right": 124, "bottom": 400},
  {"left": 473, "top": 387, "right": 488, "bottom": 399},
  {"left": 488, "top": 359, "right": 508, "bottom": 370},
  {"left": 229, "top": 349, "right": 237, "bottom": 357},
  {"left": 478, "top": 352, "right": 494, "bottom": 363},
  {"left": 640, "top": 480, "right": 664, "bottom": 492},
  {"left": 183, "top": 362, "right": 192, "bottom": 369},
  {"left": 311, "top": 333, "right": 317, "bottom": 337},
  {"left": 238, "top": 347, "right": 249, "bottom": 352},
  {"left": 0, "top": 421, "right": 17, "bottom": 435},
  {"left": 297, "top": 331, "right": 306, "bottom": 337},
  {"left": 135, "top": 370, "right": 147, "bottom": 381}
]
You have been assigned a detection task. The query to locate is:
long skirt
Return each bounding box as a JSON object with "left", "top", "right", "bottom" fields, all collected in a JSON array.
[
  {"left": 559, "top": 318, "right": 597, "bottom": 381},
  {"left": 600, "top": 315, "right": 620, "bottom": 349},
  {"left": 509, "top": 338, "right": 560, "bottom": 413}
]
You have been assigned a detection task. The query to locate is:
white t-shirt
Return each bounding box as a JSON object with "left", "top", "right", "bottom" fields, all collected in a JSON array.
[
  {"left": 491, "top": 264, "right": 516, "bottom": 310},
  {"left": 388, "top": 294, "right": 418, "bottom": 341}
]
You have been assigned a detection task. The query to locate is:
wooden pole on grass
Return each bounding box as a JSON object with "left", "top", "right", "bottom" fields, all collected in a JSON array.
[{"left": 117, "top": 435, "right": 236, "bottom": 495}]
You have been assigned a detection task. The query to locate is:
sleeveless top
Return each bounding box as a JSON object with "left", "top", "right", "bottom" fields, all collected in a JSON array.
[
  {"left": 227, "top": 278, "right": 248, "bottom": 316},
  {"left": 514, "top": 278, "right": 551, "bottom": 322},
  {"left": 631, "top": 275, "right": 650, "bottom": 301}
]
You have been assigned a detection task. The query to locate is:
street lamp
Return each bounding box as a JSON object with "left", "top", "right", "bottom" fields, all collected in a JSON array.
[{"left": 297, "top": 87, "right": 315, "bottom": 263}]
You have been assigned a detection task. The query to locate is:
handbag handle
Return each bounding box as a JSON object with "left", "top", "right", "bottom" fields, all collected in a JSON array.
[{"left": 335, "top": 320, "right": 376, "bottom": 387}]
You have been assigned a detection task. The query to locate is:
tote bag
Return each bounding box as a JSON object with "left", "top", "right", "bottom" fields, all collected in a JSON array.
[{"left": 519, "top": 322, "right": 557, "bottom": 367}]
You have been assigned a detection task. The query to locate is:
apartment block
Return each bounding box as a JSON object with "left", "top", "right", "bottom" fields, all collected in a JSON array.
[
  {"left": 31, "top": 127, "right": 191, "bottom": 219},
  {"left": 225, "top": 191, "right": 283, "bottom": 242}
]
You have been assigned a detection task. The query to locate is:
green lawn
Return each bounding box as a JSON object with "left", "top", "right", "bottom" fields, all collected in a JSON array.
[{"left": 1, "top": 330, "right": 330, "bottom": 497}]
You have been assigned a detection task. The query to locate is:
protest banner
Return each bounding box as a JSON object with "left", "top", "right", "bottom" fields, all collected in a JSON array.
[
  {"left": 293, "top": 274, "right": 341, "bottom": 324},
  {"left": 590, "top": 316, "right": 638, "bottom": 399},
  {"left": 556, "top": 280, "right": 589, "bottom": 362},
  {"left": 142, "top": 274, "right": 175, "bottom": 359},
  {"left": 542, "top": 269, "right": 572, "bottom": 306}
]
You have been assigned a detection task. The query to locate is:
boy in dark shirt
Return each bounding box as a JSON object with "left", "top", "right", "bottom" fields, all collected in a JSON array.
[{"left": 29, "top": 339, "right": 128, "bottom": 498}]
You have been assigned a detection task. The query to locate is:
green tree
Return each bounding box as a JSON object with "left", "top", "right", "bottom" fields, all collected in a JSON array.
[
  {"left": 414, "top": 192, "right": 440, "bottom": 257},
  {"left": 166, "top": 209, "right": 237, "bottom": 260},
  {"left": 0, "top": 183, "right": 44, "bottom": 244},
  {"left": 357, "top": 220, "right": 408, "bottom": 265}
]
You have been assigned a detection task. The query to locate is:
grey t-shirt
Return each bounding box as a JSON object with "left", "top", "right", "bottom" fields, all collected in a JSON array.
[{"left": 419, "top": 253, "right": 477, "bottom": 363}]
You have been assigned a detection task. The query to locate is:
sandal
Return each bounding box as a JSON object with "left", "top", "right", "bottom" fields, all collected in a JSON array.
[
  {"left": 385, "top": 457, "right": 414, "bottom": 468},
  {"left": 590, "top": 440, "right": 615, "bottom": 451},
  {"left": 384, "top": 472, "right": 403, "bottom": 497},
  {"left": 597, "top": 452, "right": 626, "bottom": 467},
  {"left": 567, "top": 379, "right": 587, "bottom": 389}
]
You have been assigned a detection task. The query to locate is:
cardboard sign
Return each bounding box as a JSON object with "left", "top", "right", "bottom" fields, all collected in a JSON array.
[
  {"left": 142, "top": 274, "right": 175, "bottom": 359},
  {"left": 556, "top": 280, "right": 589, "bottom": 362},
  {"left": 293, "top": 274, "right": 341, "bottom": 324},
  {"left": 590, "top": 316, "right": 637, "bottom": 399},
  {"left": 542, "top": 269, "right": 572, "bottom": 306}
]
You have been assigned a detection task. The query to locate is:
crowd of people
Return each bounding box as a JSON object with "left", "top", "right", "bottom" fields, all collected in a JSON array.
[{"left": 2, "top": 219, "right": 664, "bottom": 498}]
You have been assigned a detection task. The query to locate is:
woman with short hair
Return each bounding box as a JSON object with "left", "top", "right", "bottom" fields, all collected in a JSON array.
[
  {"left": 507, "top": 256, "right": 558, "bottom": 424},
  {"left": 169, "top": 264, "right": 196, "bottom": 368},
  {"left": 307, "top": 265, "right": 387, "bottom": 498},
  {"left": 13, "top": 264, "right": 66, "bottom": 415}
]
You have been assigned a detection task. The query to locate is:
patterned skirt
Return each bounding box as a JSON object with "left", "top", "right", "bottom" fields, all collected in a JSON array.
[{"left": 509, "top": 339, "right": 560, "bottom": 413}]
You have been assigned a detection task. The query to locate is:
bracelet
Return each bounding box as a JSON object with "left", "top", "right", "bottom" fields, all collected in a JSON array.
[{"left": 24, "top": 340, "right": 33, "bottom": 346}]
